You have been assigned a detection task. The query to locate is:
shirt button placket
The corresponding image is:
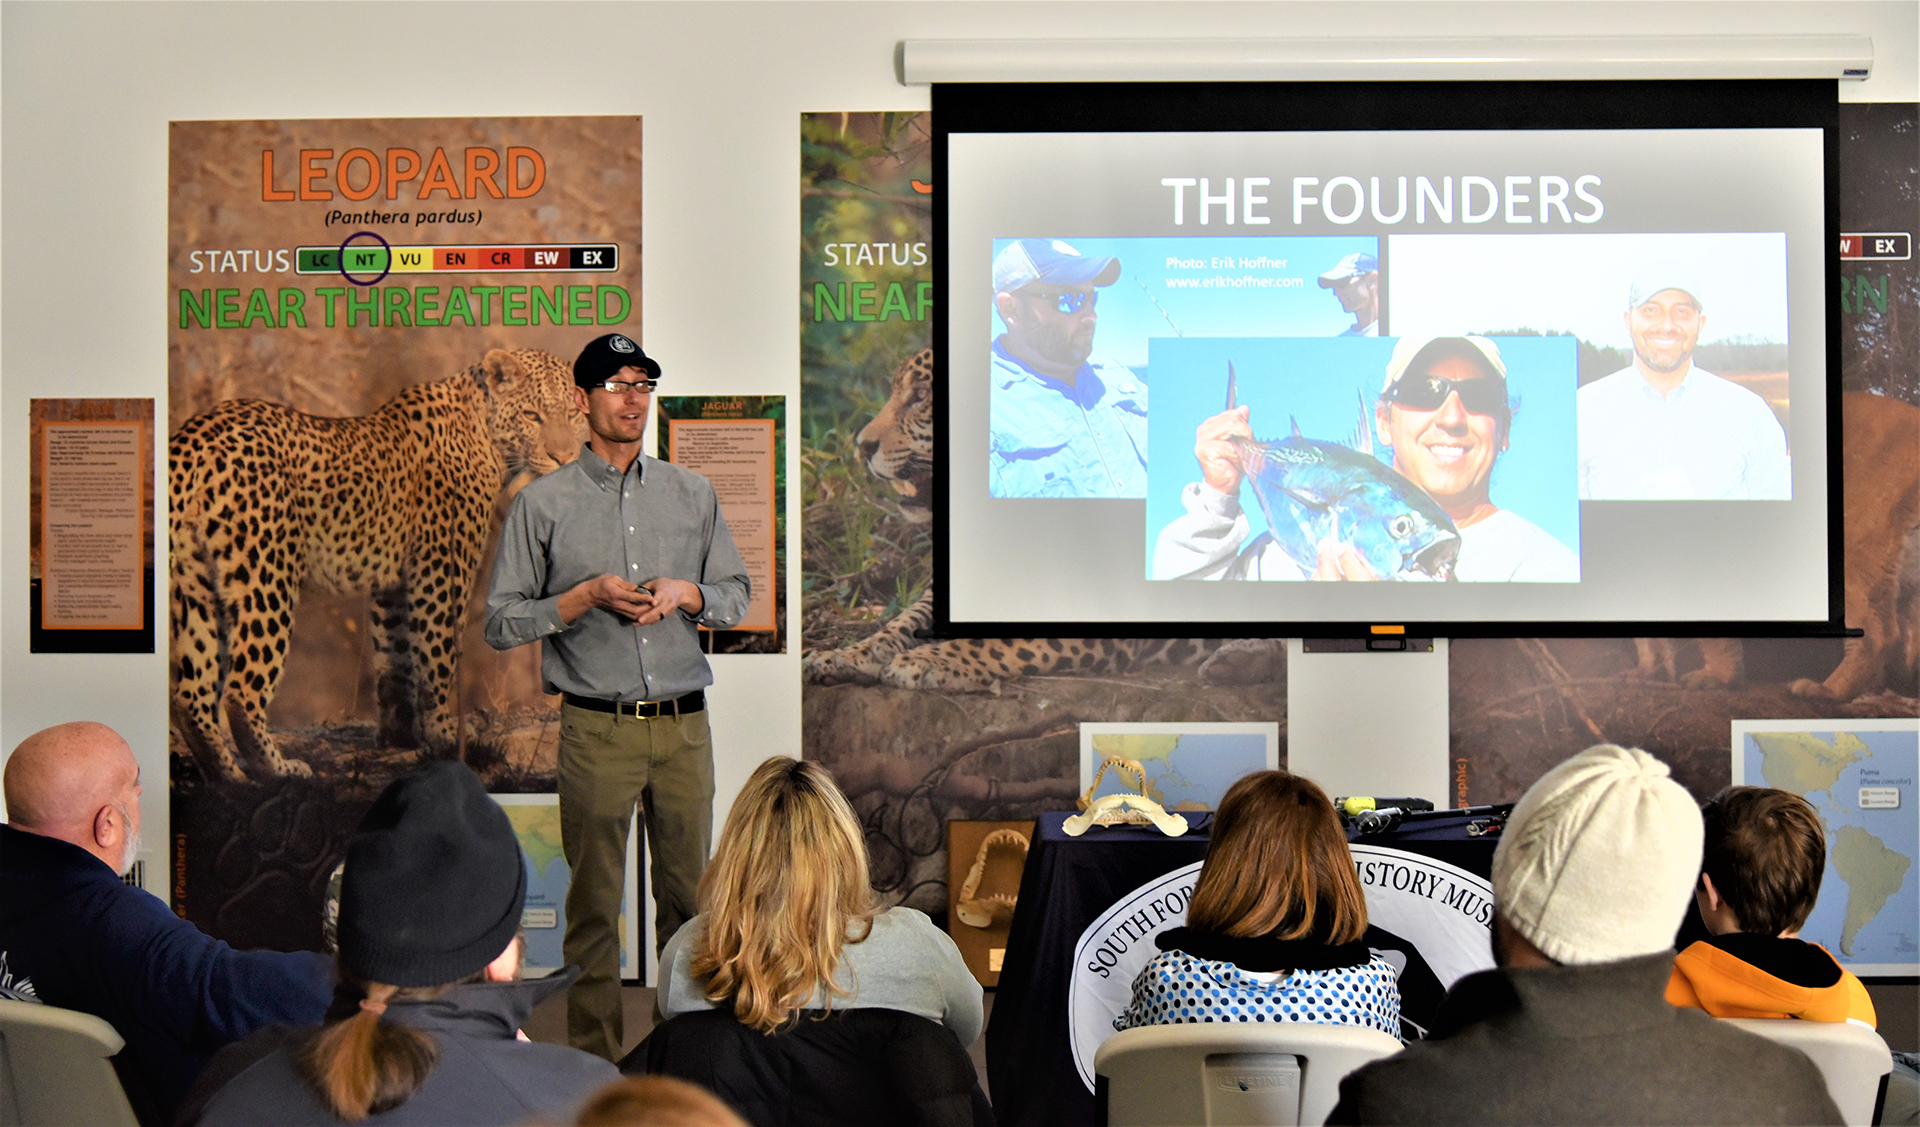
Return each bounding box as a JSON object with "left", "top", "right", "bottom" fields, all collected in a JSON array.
[{"left": 1085, "top": 403, "right": 1117, "bottom": 493}]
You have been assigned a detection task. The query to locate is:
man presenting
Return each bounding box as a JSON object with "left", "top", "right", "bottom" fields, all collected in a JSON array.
[
  {"left": 485, "top": 332, "right": 749, "bottom": 1061},
  {"left": 1, "top": 722, "right": 332, "bottom": 1123},
  {"left": 1319, "top": 252, "right": 1380, "bottom": 337},
  {"left": 1578, "top": 265, "right": 1790, "bottom": 499},
  {"left": 1154, "top": 335, "right": 1578, "bottom": 582},
  {"left": 990, "top": 238, "right": 1149, "bottom": 498}
]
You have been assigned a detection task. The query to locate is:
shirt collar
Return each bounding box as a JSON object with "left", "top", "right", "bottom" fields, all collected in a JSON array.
[
  {"left": 1637, "top": 363, "right": 1698, "bottom": 401},
  {"left": 380, "top": 968, "right": 578, "bottom": 1041},
  {"left": 1431, "top": 951, "right": 1680, "bottom": 1040},
  {"left": 992, "top": 337, "right": 1105, "bottom": 406},
  {"left": 575, "top": 444, "right": 645, "bottom": 491}
]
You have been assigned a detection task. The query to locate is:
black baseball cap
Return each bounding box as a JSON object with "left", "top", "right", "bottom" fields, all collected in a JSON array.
[{"left": 574, "top": 333, "right": 662, "bottom": 389}]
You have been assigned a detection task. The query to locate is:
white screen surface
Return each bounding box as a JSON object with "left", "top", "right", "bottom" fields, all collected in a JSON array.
[{"left": 946, "top": 126, "right": 1830, "bottom": 629}]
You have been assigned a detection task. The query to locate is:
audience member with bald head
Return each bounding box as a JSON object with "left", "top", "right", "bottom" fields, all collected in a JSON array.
[
  {"left": 2, "top": 722, "right": 332, "bottom": 1125},
  {"left": 4, "top": 721, "right": 144, "bottom": 873}
]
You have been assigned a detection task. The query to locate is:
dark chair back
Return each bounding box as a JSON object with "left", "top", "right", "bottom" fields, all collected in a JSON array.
[{"left": 623, "top": 1007, "right": 993, "bottom": 1127}]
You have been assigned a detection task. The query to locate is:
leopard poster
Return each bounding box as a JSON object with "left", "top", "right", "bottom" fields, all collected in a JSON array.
[{"left": 168, "top": 117, "right": 640, "bottom": 950}]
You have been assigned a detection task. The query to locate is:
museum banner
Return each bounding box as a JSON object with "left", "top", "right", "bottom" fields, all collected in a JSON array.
[{"left": 167, "top": 116, "right": 641, "bottom": 964}]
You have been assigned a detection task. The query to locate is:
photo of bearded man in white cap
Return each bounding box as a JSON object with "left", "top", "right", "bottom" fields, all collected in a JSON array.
[{"left": 1577, "top": 264, "right": 1790, "bottom": 500}]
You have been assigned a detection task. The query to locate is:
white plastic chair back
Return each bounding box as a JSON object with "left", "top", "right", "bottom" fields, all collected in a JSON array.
[
  {"left": 0, "top": 999, "right": 139, "bottom": 1127},
  {"left": 1094, "top": 1021, "right": 1403, "bottom": 1126},
  {"left": 1722, "top": 1016, "right": 1893, "bottom": 1127}
]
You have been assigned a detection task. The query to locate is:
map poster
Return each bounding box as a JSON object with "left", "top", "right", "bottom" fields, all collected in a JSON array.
[
  {"left": 491, "top": 793, "right": 642, "bottom": 983},
  {"left": 1732, "top": 718, "right": 1918, "bottom": 976},
  {"left": 28, "top": 398, "right": 155, "bottom": 652},
  {"left": 1079, "top": 722, "right": 1281, "bottom": 813},
  {"left": 655, "top": 395, "right": 786, "bottom": 652},
  {"left": 168, "top": 116, "right": 640, "bottom": 955}
]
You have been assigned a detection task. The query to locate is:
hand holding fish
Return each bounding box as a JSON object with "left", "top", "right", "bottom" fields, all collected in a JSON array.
[
  {"left": 1313, "top": 515, "right": 1379, "bottom": 580},
  {"left": 1216, "top": 361, "right": 1460, "bottom": 581},
  {"left": 1195, "top": 405, "right": 1254, "bottom": 495}
]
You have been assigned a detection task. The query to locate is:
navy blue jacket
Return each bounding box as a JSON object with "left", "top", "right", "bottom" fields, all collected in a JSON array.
[{"left": 0, "top": 823, "right": 333, "bottom": 1122}]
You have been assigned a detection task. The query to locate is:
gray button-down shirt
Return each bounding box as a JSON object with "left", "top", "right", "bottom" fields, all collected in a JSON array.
[{"left": 484, "top": 445, "right": 750, "bottom": 702}]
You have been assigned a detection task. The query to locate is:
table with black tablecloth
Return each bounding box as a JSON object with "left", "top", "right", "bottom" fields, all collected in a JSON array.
[{"left": 983, "top": 810, "right": 1497, "bottom": 1127}]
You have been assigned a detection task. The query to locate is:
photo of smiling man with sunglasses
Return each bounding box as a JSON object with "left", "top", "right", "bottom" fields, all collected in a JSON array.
[
  {"left": 1152, "top": 334, "right": 1579, "bottom": 582},
  {"left": 1372, "top": 336, "right": 1579, "bottom": 580},
  {"left": 989, "top": 238, "right": 1151, "bottom": 498}
]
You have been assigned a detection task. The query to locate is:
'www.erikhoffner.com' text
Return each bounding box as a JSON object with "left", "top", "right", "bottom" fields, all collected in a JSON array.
[{"left": 1165, "top": 275, "right": 1306, "bottom": 289}]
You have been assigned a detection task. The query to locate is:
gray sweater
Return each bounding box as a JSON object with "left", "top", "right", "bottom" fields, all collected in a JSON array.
[
  {"left": 659, "top": 907, "right": 985, "bottom": 1046},
  {"left": 1328, "top": 952, "right": 1843, "bottom": 1126}
]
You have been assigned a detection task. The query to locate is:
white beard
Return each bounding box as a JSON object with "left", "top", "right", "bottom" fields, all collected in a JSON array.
[{"left": 115, "top": 808, "right": 142, "bottom": 878}]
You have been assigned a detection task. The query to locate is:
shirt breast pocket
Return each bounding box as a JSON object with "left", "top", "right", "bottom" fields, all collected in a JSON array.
[
  {"left": 991, "top": 410, "right": 1087, "bottom": 497},
  {"left": 1112, "top": 395, "right": 1149, "bottom": 463}
]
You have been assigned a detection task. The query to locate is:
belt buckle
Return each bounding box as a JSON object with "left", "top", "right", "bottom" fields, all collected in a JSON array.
[{"left": 625, "top": 697, "right": 673, "bottom": 719}]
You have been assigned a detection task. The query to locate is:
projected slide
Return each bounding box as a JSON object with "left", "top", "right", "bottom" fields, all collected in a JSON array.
[{"left": 944, "top": 121, "right": 1830, "bottom": 627}]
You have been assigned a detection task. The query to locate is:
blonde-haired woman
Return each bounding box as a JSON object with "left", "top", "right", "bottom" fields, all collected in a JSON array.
[
  {"left": 1114, "top": 769, "right": 1401, "bottom": 1035},
  {"left": 658, "top": 757, "right": 983, "bottom": 1044}
]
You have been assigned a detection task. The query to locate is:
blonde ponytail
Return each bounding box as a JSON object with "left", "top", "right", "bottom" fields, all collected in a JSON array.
[{"left": 295, "top": 982, "right": 440, "bottom": 1121}]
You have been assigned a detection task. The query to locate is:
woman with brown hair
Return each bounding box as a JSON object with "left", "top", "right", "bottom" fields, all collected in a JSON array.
[
  {"left": 657, "top": 756, "right": 982, "bottom": 1043},
  {"left": 1113, "top": 770, "right": 1400, "bottom": 1034}
]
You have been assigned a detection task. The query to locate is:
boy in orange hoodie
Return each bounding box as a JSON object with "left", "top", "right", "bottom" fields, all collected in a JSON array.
[{"left": 1666, "top": 786, "right": 1876, "bottom": 1026}]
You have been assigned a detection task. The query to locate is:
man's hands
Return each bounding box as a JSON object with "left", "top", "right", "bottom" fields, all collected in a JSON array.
[
  {"left": 1195, "top": 405, "right": 1252, "bottom": 495},
  {"left": 1188, "top": 410, "right": 1381, "bottom": 580},
  {"left": 1313, "top": 540, "right": 1378, "bottom": 581},
  {"left": 635, "top": 578, "right": 704, "bottom": 623},
  {"left": 560, "top": 575, "right": 705, "bottom": 626},
  {"left": 1311, "top": 514, "right": 1378, "bottom": 581}
]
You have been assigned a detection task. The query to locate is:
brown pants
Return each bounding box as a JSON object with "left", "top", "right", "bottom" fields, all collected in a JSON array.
[{"left": 557, "top": 701, "right": 713, "bottom": 1061}]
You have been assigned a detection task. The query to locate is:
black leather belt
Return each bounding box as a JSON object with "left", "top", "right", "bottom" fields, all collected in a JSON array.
[{"left": 563, "top": 690, "right": 705, "bottom": 718}]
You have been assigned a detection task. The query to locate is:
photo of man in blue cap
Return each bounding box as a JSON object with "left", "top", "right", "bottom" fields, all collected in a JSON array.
[
  {"left": 1320, "top": 252, "right": 1380, "bottom": 337},
  {"left": 989, "top": 238, "right": 1149, "bottom": 498}
]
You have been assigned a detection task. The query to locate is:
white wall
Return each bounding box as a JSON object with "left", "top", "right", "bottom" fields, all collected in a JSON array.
[{"left": 4, "top": 1, "right": 1915, "bottom": 884}]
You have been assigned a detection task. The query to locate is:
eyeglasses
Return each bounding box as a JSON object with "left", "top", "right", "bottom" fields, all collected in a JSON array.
[
  {"left": 597, "top": 378, "right": 657, "bottom": 396},
  {"left": 1385, "top": 375, "right": 1508, "bottom": 416},
  {"left": 1027, "top": 289, "right": 1097, "bottom": 315}
]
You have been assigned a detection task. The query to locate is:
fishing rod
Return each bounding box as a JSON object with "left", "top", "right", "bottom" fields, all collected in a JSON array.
[{"left": 1135, "top": 276, "right": 1183, "bottom": 336}]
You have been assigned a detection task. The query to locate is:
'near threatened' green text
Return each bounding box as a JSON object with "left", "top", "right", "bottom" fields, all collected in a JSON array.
[
  {"left": 811, "top": 281, "right": 933, "bottom": 323},
  {"left": 179, "top": 284, "right": 632, "bottom": 329}
]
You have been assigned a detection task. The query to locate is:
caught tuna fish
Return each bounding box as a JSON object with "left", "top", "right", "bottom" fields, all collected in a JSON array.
[{"left": 1224, "top": 362, "right": 1460, "bottom": 581}]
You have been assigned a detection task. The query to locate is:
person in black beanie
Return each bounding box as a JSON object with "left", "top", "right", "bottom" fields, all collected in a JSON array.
[{"left": 181, "top": 762, "right": 618, "bottom": 1126}]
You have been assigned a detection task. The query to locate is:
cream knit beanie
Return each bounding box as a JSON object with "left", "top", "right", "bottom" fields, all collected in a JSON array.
[{"left": 1491, "top": 744, "right": 1703, "bottom": 966}]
